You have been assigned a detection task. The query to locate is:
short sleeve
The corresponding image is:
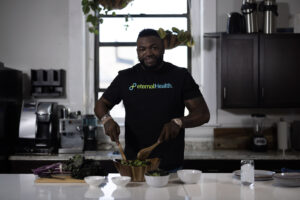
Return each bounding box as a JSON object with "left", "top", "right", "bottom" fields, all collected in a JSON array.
[
  {"left": 182, "top": 69, "right": 202, "bottom": 100},
  {"left": 102, "top": 73, "right": 122, "bottom": 105}
]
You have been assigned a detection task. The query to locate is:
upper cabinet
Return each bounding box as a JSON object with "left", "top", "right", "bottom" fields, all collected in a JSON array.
[{"left": 217, "top": 33, "right": 300, "bottom": 109}]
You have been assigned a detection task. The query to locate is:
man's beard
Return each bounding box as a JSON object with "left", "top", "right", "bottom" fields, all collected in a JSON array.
[{"left": 140, "top": 55, "right": 164, "bottom": 70}]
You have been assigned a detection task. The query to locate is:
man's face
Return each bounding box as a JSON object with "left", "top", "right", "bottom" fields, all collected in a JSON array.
[{"left": 136, "top": 36, "right": 164, "bottom": 68}]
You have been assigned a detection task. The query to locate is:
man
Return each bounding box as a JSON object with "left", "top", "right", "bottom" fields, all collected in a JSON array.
[{"left": 94, "top": 29, "right": 210, "bottom": 171}]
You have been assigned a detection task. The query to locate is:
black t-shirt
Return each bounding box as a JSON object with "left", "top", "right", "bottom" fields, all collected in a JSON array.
[{"left": 102, "top": 62, "right": 202, "bottom": 170}]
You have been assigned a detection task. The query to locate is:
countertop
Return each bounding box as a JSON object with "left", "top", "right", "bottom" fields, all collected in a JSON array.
[
  {"left": 8, "top": 150, "right": 300, "bottom": 161},
  {"left": 0, "top": 173, "right": 299, "bottom": 200}
]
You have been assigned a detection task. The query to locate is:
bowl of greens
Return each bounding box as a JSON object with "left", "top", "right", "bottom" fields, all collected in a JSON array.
[
  {"left": 113, "top": 158, "right": 160, "bottom": 182},
  {"left": 144, "top": 169, "right": 170, "bottom": 187}
]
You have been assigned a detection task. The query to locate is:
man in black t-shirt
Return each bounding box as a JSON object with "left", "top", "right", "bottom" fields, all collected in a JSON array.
[{"left": 94, "top": 29, "right": 210, "bottom": 171}]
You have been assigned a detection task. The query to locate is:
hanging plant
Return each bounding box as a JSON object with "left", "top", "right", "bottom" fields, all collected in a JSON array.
[
  {"left": 157, "top": 27, "right": 195, "bottom": 49},
  {"left": 81, "top": 0, "right": 133, "bottom": 34}
]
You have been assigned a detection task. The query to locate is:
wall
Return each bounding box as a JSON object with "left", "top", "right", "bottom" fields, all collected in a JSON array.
[{"left": 0, "top": 0, "right": 90, "bottom": 113}]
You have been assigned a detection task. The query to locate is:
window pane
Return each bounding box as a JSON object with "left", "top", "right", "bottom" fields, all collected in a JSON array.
[
  {"left": 99, "top": 47, "right": 138, "bottom": 88},
  {"left": 98, "top": 92, "right": 125, "bottom": 120},
  {"left": 100, "top": 18, "right": 187, "bottom": 42},
  {"left": 99, "top": 46, "right": 188, "bottom": 89},
  {"left": 109, "top": 0, "right": 187, "bottom": 15}
]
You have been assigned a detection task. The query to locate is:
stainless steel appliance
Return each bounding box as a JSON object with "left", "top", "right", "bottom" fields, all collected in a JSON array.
[
  {"left": 16, "top": 101, "right": 60, "bottom": 154},
  {"left": 241, "top": 0, "right": 259, "bottom": 33},
  {"left": 259, "top": 0, "right": 278, "bottom": 34},
  {"left": 83, "top": 115, "right": 98, "bottom": 151},
  {"left": 58, "top": 111, "right": 84, "bottom": 154}
]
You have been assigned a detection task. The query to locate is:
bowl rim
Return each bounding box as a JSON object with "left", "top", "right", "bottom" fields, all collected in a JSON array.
[
  {"left": 84, "top": 175, "right": 106, "bottom": 180},
  {"left": 111, "top": 176, "right": 131, "bottom": 181},
  {"left": 177, "top": 169, "right": 202, "bottom": 174}
]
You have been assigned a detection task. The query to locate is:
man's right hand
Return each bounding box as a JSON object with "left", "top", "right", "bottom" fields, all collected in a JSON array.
[{"left": 103, "top": 118, "right": 120, "bottom": 144}]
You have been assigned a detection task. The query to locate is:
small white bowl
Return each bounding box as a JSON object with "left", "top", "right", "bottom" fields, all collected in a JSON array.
[
  {"left": 177, "top": 169, "right": 202, "bottom": 184},
  {"left": 111, "top": 176, "right": 131, "bottom": 187},
  {"left": 144, "top": 174, "right": 170, "bottom": 187},
  {"left": 84, "top": 176, "right": 106, "bottom": 188}
]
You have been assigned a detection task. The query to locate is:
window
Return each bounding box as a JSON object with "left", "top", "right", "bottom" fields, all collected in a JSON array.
[{"left": 95, "top": 0, "right": 191, "bottom": 121}]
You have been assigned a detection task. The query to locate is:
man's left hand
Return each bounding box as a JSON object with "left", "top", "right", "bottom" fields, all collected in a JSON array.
[{"left": 158, "top": 121, "right": 181, "bottom": 142}]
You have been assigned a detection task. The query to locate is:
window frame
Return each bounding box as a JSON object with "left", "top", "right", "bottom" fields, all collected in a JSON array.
[{"left": 94, "top": 2, "right": 191, "bottom": 102}]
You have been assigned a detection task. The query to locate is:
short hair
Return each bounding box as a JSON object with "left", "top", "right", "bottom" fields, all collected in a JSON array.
[{"left": 138, "top": 29, "right": 161, "bottom": 39}]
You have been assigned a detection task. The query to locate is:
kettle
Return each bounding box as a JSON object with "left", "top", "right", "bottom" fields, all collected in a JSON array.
[{"left": 227, "top": 12, "right": 246, "bottom": 34}]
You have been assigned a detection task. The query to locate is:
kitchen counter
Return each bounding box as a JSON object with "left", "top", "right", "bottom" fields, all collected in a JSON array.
[
  {"left": 8, "top": 149, "right": 300, "bottom": 161},
  {"left": 0, "top": 173, "right": 299, "bottom": 200}
]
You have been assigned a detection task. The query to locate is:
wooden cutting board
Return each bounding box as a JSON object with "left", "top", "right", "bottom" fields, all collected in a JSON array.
[
  {"left": 214, "top": 127, "right": 276, "bottom": 150},
  {"left": 35, "top": 175, "right": 85, "bottom": 183}
]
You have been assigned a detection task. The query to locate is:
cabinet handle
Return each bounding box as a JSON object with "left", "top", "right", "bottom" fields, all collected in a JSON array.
[
  {"left": 223, "top": 87, "right": 226, "bottom": 99},
  {"left": 261, "top": 88, "right": 264, "bottom": 98}
]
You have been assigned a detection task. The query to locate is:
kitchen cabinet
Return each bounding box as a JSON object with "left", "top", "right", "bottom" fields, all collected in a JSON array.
[{"left": 218, "top": 33, "right": 300, "bottom": 108}]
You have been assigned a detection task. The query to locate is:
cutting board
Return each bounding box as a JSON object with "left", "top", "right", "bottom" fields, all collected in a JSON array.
[
  {"left": 35, "top": 175, "right": 85, "bottom": 183},
  {"left": 214, "top": 127, "right": 276, "bottom": 150}
]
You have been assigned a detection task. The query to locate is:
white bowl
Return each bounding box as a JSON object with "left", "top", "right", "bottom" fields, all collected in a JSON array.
[
  {"left": 177, "top": 169, "right": 202, "bottom": 184},
  {"left": 84, "top": 176, "right": 106, "bottom": 188},
  {"left": 111, "top": 176, "right": 131, "bottom": 187},
  {"left": 144, "top": 174, "right": 170, "bottom": 187}
]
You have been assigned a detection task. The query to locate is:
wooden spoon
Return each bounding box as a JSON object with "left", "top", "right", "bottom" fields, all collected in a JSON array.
[
  {"left": 118, "top": 143, "right": 127, "bottom": 161},
  {"left": 137, "top": 141, "right": 161, "bottom": 160}
]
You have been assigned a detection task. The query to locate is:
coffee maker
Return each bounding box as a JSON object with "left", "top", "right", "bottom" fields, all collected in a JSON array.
[
  {"left": 58, "top": 110, "right": 84, "bottom": 154},
  {"left": 17, "top": 101, "right": 60, "bottom": 154},
  {"left": 83, "top": 115, "right": 98, "bottom": 151},
  {"left": 35, "top": 102, "right": 59, "bottom": 151}
]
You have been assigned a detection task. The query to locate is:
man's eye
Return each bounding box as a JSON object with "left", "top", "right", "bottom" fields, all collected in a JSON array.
[{"left": 152, "top": 46, "right": 158, "bottom": 50}]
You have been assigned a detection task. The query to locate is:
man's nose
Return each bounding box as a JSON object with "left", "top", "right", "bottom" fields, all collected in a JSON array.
[{"left": 144, "top": 48, "right": 153, "bottom": 56}]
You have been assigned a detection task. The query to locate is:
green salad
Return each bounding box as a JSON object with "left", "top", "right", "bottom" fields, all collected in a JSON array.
[
  {"left": 120, "top": 159, "right": 150, "bottom": 167},
  {"left": 145, "top": 169, "right": 169, "bottom": 176}
]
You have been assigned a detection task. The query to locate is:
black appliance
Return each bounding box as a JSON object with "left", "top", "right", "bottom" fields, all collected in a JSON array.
[
  {"left": 227, "top": 12, "right": 246, "bottom": 33},
  {"left": 16, "top": 101, "right": 60, "bottom": 154},
  {"left": 251, "top": 114, "right": 268, "bottom": 152},
  {"left": 83, "top": 115, "right": 97, "bottom": 151},
  {"left": 291, "top": 121, "right": 300, "bottom": 151},
  {"left": 0, "top": 63, "right": 23, "bottom": 172}
]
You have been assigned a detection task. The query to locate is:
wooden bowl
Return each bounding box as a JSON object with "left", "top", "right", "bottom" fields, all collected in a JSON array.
[{"left": 113, "top": 158, "right": 160, "bottom": 182}]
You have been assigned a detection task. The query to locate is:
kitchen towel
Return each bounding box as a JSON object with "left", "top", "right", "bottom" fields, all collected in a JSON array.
[{"left": 277, "top": 120, "right": 290, "bottom": 151}]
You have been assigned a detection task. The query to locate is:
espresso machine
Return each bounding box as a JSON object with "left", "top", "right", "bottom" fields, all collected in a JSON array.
[
  {"left": 83, "top": 115, "right": 98, "bottom": 151},
  {"left": 17, "top": 100, "right": 60, "bottom": 154},
  {"left": 58, "top": 110, "right": 84, "bottom": 154}
]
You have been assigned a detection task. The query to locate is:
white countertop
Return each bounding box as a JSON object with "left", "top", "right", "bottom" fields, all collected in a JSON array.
[
  {"left": 8, "top": 150, "right": 300, "bottom": 161},
  {"left": 0, "top": 173, "right": 299, "bottom": 200}
]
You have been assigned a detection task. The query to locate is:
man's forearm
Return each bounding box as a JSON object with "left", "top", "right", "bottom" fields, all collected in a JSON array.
[
  {"left": 180, "top": 96, "right": 210, "bottom": 128},
  {"left": 94, "top": 97, "right": 112, "bottom": 120}
]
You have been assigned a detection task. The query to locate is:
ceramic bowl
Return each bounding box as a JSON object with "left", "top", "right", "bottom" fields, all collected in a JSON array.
[
  {"left": 113, "top": 158, "right": 160, "bottom": 182},
  {"left": 84, "top": 176, "right": 106, "bottom": 188},
  {"left": 144, "top": 174, "right": 170, "bottom": 187},
  {"left": 177, "top": 169, "right": 202, "bottom": 184},
  {"left": 111, "top": 176, "right": 131, "bottom": 187}
]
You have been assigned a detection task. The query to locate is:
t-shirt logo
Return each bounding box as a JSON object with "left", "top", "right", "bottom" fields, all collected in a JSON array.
[{"left": 129, "top": 82, "right": 173, "bottom": 91}]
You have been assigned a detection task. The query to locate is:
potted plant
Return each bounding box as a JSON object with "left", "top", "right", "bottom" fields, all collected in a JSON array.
[
  {"left": 81, "top": 0, "right": 133, "bottom": 34},
  {"left": 157, "top": 27, "right": 195, "bottom": 49}
]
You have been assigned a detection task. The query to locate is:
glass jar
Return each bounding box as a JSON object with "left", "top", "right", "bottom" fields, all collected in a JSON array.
[{"left": 241, "top": 160, "right": 255, "bottom": 186}]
